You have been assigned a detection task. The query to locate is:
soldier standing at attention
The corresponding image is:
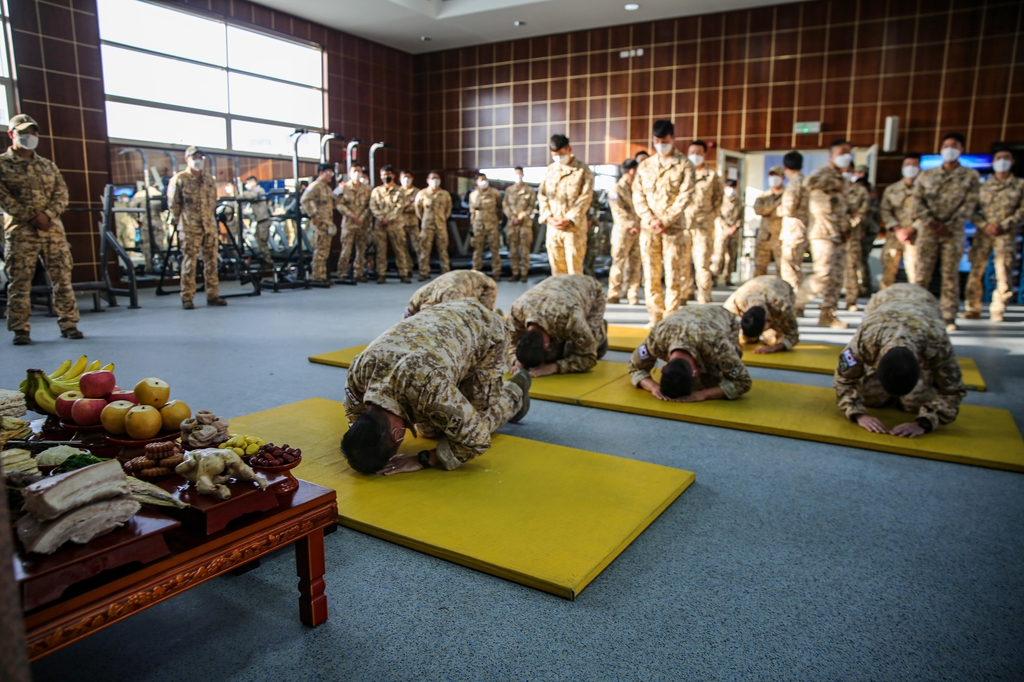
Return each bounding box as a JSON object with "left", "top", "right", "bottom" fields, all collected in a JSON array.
[
  {"left": 130, "top": 181, "right": 168, "bottom": 272},
  {"left": 238, "top": 175, "right": 274, "bottom": 270},
  {"left": 723, "top": 275, "right": 800, "bottom": 354},
  {"left": 629, "top": 306, "right": 752, "bottom": 403},
  {"left": 683, "top": 140, "right": 724, "bottom": 303},
  {"left": 778, "top": 151, "right": 809, "bottom": 297},
  {"left": 0, "top": 114, "right": 82, "bottom": 345},
  {"left": 404, "top": 270, "right": 498, "bottom": 318},
  {"left": 843, "top": 165, "right": 871, "bottom": 311},
  {"left": 370, "top": 164, "right": 413, "bottom": 284},
  {"left": 964, "top": 147, "right": 1024, "bottom": 323},
  {"left": 502, "top": 166, "right": 537, "bottom": 282},
  {"left": 469, "top": 173, "right": 503, "bottom": 280},
  {"left": 341, "top": 299, "right": 531, "bottom": 475},
  {"left": 538, "top": 134, "right": 594, "bottom": 275},
  {"left": 168, "top": 145, "right": 225, "bottom": 309},
  {"left": 835, "top": 283, "right": 966, "bottom": 438},
  {"left": 399, "top": 170, "right": 420, "bottom": 268},
  {"left": 753, "top": 165, "right": 785, "bottom": 277},
  {"left": 879, "top": 153, "right": 921, "bottom": 290},
  {"left": 794, "top": 139, "right": 854, "bottom": 329},
  {"left": 336, "top": 163, "right": 372, "bottom": 282},
  {"left": 414, "top": 171, "right": 452, "bottom": 280},
  {"left": 632, "top": 120, "right": 696, "bottom": 327},
  {"left": 606, "top": 158, "right": 642, "bottom": 304},
  {"left": 300, "top": 163, "right": 338, "bottom": 286},
  {"left": 712, "top": 178, "right": 743, "bottom": 286},
  {"left": 911, "top": 132, "right": 981, "bottom": 331}
]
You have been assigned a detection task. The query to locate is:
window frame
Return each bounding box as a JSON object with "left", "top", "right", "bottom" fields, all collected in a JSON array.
[{"left": 0, "top": 0, "right": 16, "bottom": 130}]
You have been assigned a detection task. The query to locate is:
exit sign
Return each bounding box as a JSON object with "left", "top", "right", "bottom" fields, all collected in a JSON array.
[{"left": 795, "top": 121, "right": 821, "bottom": 134}]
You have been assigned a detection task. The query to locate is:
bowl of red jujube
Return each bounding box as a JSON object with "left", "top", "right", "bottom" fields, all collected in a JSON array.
[{"left": 247, "top": 443, "right": 302, "bottom": 494}]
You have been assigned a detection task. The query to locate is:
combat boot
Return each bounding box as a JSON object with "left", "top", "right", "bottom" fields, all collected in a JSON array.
[
  {"left": 207, "top": 296, "right": 228, "bottom": 306},
  {"left": 991, "top": 311, "right": 1004, "bottom": 323},
  {"left": 182, "top": 300, "right": 195, "bottom": 310},
  {"left": 507, "top": 369, "right": 532, "bottom": 423},
  {"left": 12, "top": 330, "right": 30, "bottom": 345},
  {"left": 818, "top": 309, "right": 848, "bottom": 329},
  {"left": 60, "top": 327, "right": 84, "bottom": 339},
  {"left": 962, "top": 311, "right": 980, "bottom": 320}
]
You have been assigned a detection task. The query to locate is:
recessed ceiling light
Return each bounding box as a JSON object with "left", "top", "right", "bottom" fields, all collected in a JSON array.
[
  {"left": 625, "top": 3, "right": 640, "bottom": 9},
  {"left": 420, "top": 36, "right": 431, "bottom": 41},
  {"left": 514, "top": 20, "right": 526, "bottom": 26}
]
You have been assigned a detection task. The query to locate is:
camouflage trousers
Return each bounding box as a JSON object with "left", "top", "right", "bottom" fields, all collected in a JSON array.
[
  {"left": 138, "top": 216, "right": 168, "bottom": 271},
  {"left": 418, "top": 222, "right": 450, "bottom": 277},
  {"left": 506, "top": 221, "right": 533, "bottom": 278},
  {"left": 795, "top": 236, "right": 844, "bottom": 314},
  {"left": 180, "top": 225, "right": 219, "bottom": 302},
  {"left": 913, "top": 230, "right": 964, "bottom": 322},
  {"left": 253, "top": 218, "right": 273, "bottom": 265},
  {"left": 403, "top": 219, "right": 420, "bottom": 265},
  {"left": 711, "top": 224, "right": 740, "bottom": 285},
  {"left": 753, "top": 226, "right": 782, "bottom": 277},
  {"left": 607, "top": 226, "right": 641, "bottom": 303},
  {"left": 471, "top": 223, "right": 502, "bottom": 277},
  {"left": 310, "top": 220, "right": 334, "bottom": 280},
  {"left": 4, "top": 223, "right": 80, "bottom": 332},
  {"left": 337, "top": 222, "right": 369, "bottom": 279},
  {"left": 682, "top": 224, "right": 714, "bottom": 304},
  {"left": 640, "top": 228, "right": 688, "bottom": 325},
  {"left": 375, "top": 222, "right": 413, "bottom": 280},
  {"left": 856, "top": 368, "right": 956, "bottom": 425},
  {"left": 546, "top": 222, "right": 587, "bottom": 275},
  {"left": 843, "top": 225, "right": 862, "bottom": 307},
  {"left": 965, "top": 230, "right": 1016, "bottom": 316},
  {"left": 879, "top": 230, "right": 917, "bottom": 290}
]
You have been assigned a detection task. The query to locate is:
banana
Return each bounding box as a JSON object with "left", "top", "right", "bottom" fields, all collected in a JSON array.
[
  {"left": 34, "top": 386, "right": 57, "bottom": 415},
  {"left": 101, "top": 362, "right": 115, "bottom": 372},
  {"left": 62, "top": 355, "right": 89, "bottom": 381},
  {"left": 84, "top": 360, "right": 101, "bottom": 372},
  {"left": 39, "top": 372, "right": 82, "bottom": 399},
  {"left": 49, "top": 359, "right": 72, "bottom": 379},
  {"left": 21, "top": 370, "right": 40, "bottom": 413}
]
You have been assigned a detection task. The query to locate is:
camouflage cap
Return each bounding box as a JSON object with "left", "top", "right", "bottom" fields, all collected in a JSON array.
[
  {"left": 184, "top": 145, "right": 204, "bottom": 157},
  {"left": 8, "top": 114, "right": 39, "bottom": 132},
  {"left": 855, "top": 164, "right": 869, "bottom": 174},
  {"left": 768, "top": 165, "right": 785, "bottom": 175}
]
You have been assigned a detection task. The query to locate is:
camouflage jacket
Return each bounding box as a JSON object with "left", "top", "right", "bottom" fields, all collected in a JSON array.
[
  {"left": 0, "top": 149, "right": 69, "bottom": 234},
  {"left": 717, "top": 192, "right": 744, "bottom": 229},
  {"left": 632, "top": 151, "right": 696, "bottom": 231},
  {"left": 912, "top": 163, "right": 981, "bottom": 235},
  {"left": 608, "top": 175, "right": 640, "bottom": 232},
  {"left": 167, "top": 168, "right": 217, "bottom": 233},
  {"left": 400, "top": 185, "right": 419, "bottom": 225},
  {"left": 834, "top": 283, "right": 965, "bottom": 428},
  {"left": 405, "top": 270, "right": 498, "bottom": 317},
  {"left": 415, "top": 186, "right": 452, "bottom": 232},
  {"left": 502, "top": 183, "right": 537, "bottom": 225},
  {"left": 780, "top": 172, "right": 809, "bottom": 223},
  {"left": 238, "top": 184, "right": 272, "bottom": 222},
  {"left": 685, "top": 166, "right": 724, "bottom": 229},
  {"left": 469, "top": 186, "right": 503, "bottom": 231},
  {"left": 344, "top": 299, "right": 514, "bottom": 470},
  {"left": 509, "top": 274, "right": 606, "bottom": 374},
  {"left": 977, "top": 174, "right": 1024, "bottom": 235},
  {"left": 753, "top": 190, "right": 783, "bottom": 237},
  {"left": 803, "top": 164, "right": 850, "bottom": 241},
  {"left": 300, "top": 177, "right": 336, "bottom": 226},
  {"left": 846, "top": 182, "right": 870, "bottom": 230},
  {"left": 537, "top": 156, "right": 594, "bottom": 229},
  {"left": 370, "top": 183, "right": 406, "bottom": 225},
  {"left": 628, "top": 306, "right": 751, "bottom": 399},
  {"left": 723, "top": 275, "right": 800, "bottom": 350},
  {"left": 337, "top": 180, "right": 372, "bottom": 228},
  {"left": 129, "top": 187, "right": 166, "bottom": 227},
  {"left": 879, "top": 180, "right": 916, "bottom": 229}
]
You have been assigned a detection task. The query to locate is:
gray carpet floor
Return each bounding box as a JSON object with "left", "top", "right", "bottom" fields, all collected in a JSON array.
[{"left": 6, "top": 274, "right": 1023, "bottom": 681}]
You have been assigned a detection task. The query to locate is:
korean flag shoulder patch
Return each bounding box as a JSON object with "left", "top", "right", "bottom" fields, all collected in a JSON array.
[
  {"left": 838, "top": 348, "right": 858, "bottom": 373},
  {"left": 638, "top": 343, "right": 650, "bottom": 360}
]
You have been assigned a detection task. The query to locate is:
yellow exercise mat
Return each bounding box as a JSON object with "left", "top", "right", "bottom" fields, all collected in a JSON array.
[
  {"left": 605, "top": 324, "right": 987, "bottom": 391},
  {"left": 230, "top": 398, "right": 695, "bottom": 599},
  {"left": 576, "top": 375, "right": 1023, "bottom": 472},
  {"left": 310, "top": 346, "right": 629, "bottom": 405}
]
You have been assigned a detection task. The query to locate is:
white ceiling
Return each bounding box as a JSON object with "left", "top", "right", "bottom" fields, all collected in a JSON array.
[{"left": 254, "top": 0, "right": 791, "bottom": 54}]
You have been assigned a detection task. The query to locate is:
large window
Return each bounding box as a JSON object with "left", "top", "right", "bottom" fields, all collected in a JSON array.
[
  {"left": 97, "top": 0, "right": 322, "bottom": 159},
  {"left": 0, "top": 3, "right": 14, "bottom": 128}
]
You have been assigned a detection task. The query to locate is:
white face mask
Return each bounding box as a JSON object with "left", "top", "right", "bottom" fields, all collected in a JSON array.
[
  {"left": 725, "top": 187, "right": 736, "bottom": 197},
  {"left": 553, "top": 154, "right": 571, "bottom": 166},
  {"left": 902, "top": 165, "right": 920, "bottom": 179},
  {"left": 993, "top": 158, "right": 1013, "bottom": 173},
  {"left": 245, "top": 182, "right": 256, "bottom": 191},
  {"left": 514, "top": 174, "right": 524, "bottom": 183},
  {"left": 842, "top": 171, "right": 854, "bottom": 181},
  {"left": 400, "top": 176, "right": 412, "bottom": 187},
  {"left": 833, "top": 153, "right": 853, "bottom": 169},
  {"left": 188, "top": 157, "right": 205, "bottom": 172},
  {"left": 940, "top": 147, "right": 961, "bottom": 163},
  {"left": 768, "top": 175, "right": 783, "bottom": 188},
  {"left": 653, "top": 142, "right": 674, "bottom": 156},
  {"left": 428, "top": 178, "right": 441, "bottom": 189},
  {"left": 477, "top": 180, "right": 489, "bottom": 189},
  {"left": 15, "top": 133, "right": 39, "bottom": 151},
  {"left": 688, "top": 154, "right": 704, "bottom": 167}
]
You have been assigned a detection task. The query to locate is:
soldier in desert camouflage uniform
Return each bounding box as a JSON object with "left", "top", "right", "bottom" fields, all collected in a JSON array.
[
  {"left": 370, "top": 165, "right": 413, "bottom": 284},
  {"left": 629, "top": 305, "right": 752, "bottom": 402},
  {"left": 795, "top": 139, "right": 855, "bottom": 329},
  {"left": 911, "top": 132, "right": 981, "bottom": 330},
  {"left": 414, "top": 171, "right": 452, "bottom": 280},
  {"left": 404, "top": 270, "right": 498, "bottom": 318},
  {"left": 779, "top": 151, "right": 810, "bottom": 295},
  {"left": 336, "top": 163, "right": 372, "bottom": 281},
  {"left": 0, "top": 114, "right": 82, "bottom": 344},
  {"left": 723, "top": 275, "right": 800, "bottom": 354},
  {"left": 342, "top": 299, "right": 530, "bottom": 475},
  {"left": 753, "top": 165, "right": 785, "bottom": 277},
  {"left": 964, "top": 147, "right": 1024, "bottom": 323},
  {"left": 168, "top": 145, "right": 225, "bottom": 309},
  {"left": 300, "top": 163, "right": 339, "bottom": 285},
  {"left": 712, "top": 179, "right": 744, "bottom": 286},
  {"left": 834, "top": 282, "right": 966, "bottom": 437},
  {"left": 879, "top": 154, "right": 921, "bottom": 290},
  {"left": 398, "top": 170, "right": 420, "bottom": 268},
  {"left": 131, "top": 182, "right": 169, "bottom": 272},
  {"left": 843, "top": 166, "right": 871, "bottom": 310},
  {"left": 509, "top": 274, "right": 608, "bottom": 376},
  {"left": 538, "top": 134, "right": 594, "bottom": 275},
  {"left": 469, "top": 173, "right": 503, "bottom": 279},
  {"left": 632, "top": 120, "right": 696, "bottom": 327},
  {"left": 238, "top": 175, "right": 274, "bottom": 269},
  {"left": 607, "top": 158, "right": 642, "bottom": 304},
  {"left": 502, "top": 166, "right": 537, "bottom": 282},
  {"left": 682, "top": 140, "right": 723, "bottom": 303}
]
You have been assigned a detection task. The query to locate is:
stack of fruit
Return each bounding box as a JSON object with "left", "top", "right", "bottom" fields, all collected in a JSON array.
[
  {"left": 219, "top": 435, "right": 267, "bottom": 457},
  {"left": 249, "top": 443, "right": 301, "bottom": 468},
  {"left": 20, "top": 357, "right": 114, "bottom": 416}
]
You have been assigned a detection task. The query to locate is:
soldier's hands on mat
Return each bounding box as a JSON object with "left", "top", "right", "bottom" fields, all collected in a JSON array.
[
  {"left": 378, "top": 452, "right": 426, "bottom": 476},
  {"left": 855, "top": 414, "right": 889, "bottom": 434},
  {"left": 529, "top": 363, "right": 560, "bottom": 378},
  {"left": 753, "top": 343, "right": 786, "bottom": 355},
  {"left": 891, "top": 422, "right": 926, "bottom": 438}
]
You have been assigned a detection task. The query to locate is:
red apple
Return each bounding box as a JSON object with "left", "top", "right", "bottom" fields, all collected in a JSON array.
[
  {"left": 55, "top": 391, "right": 83, "bottom": 422},
  {"left": 79, "top": 370, "right": 117, "bottom": 399},
  {"left": 108, "top": 389, "right": 136, "bottom": 404},
  {"left": 71, "top": 398, "right": 108, "bottom": 426}
]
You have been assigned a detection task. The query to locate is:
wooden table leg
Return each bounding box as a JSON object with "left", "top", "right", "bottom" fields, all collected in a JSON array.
[{"left": 295, "top": 529, "right": 328, "bottom": 626}]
